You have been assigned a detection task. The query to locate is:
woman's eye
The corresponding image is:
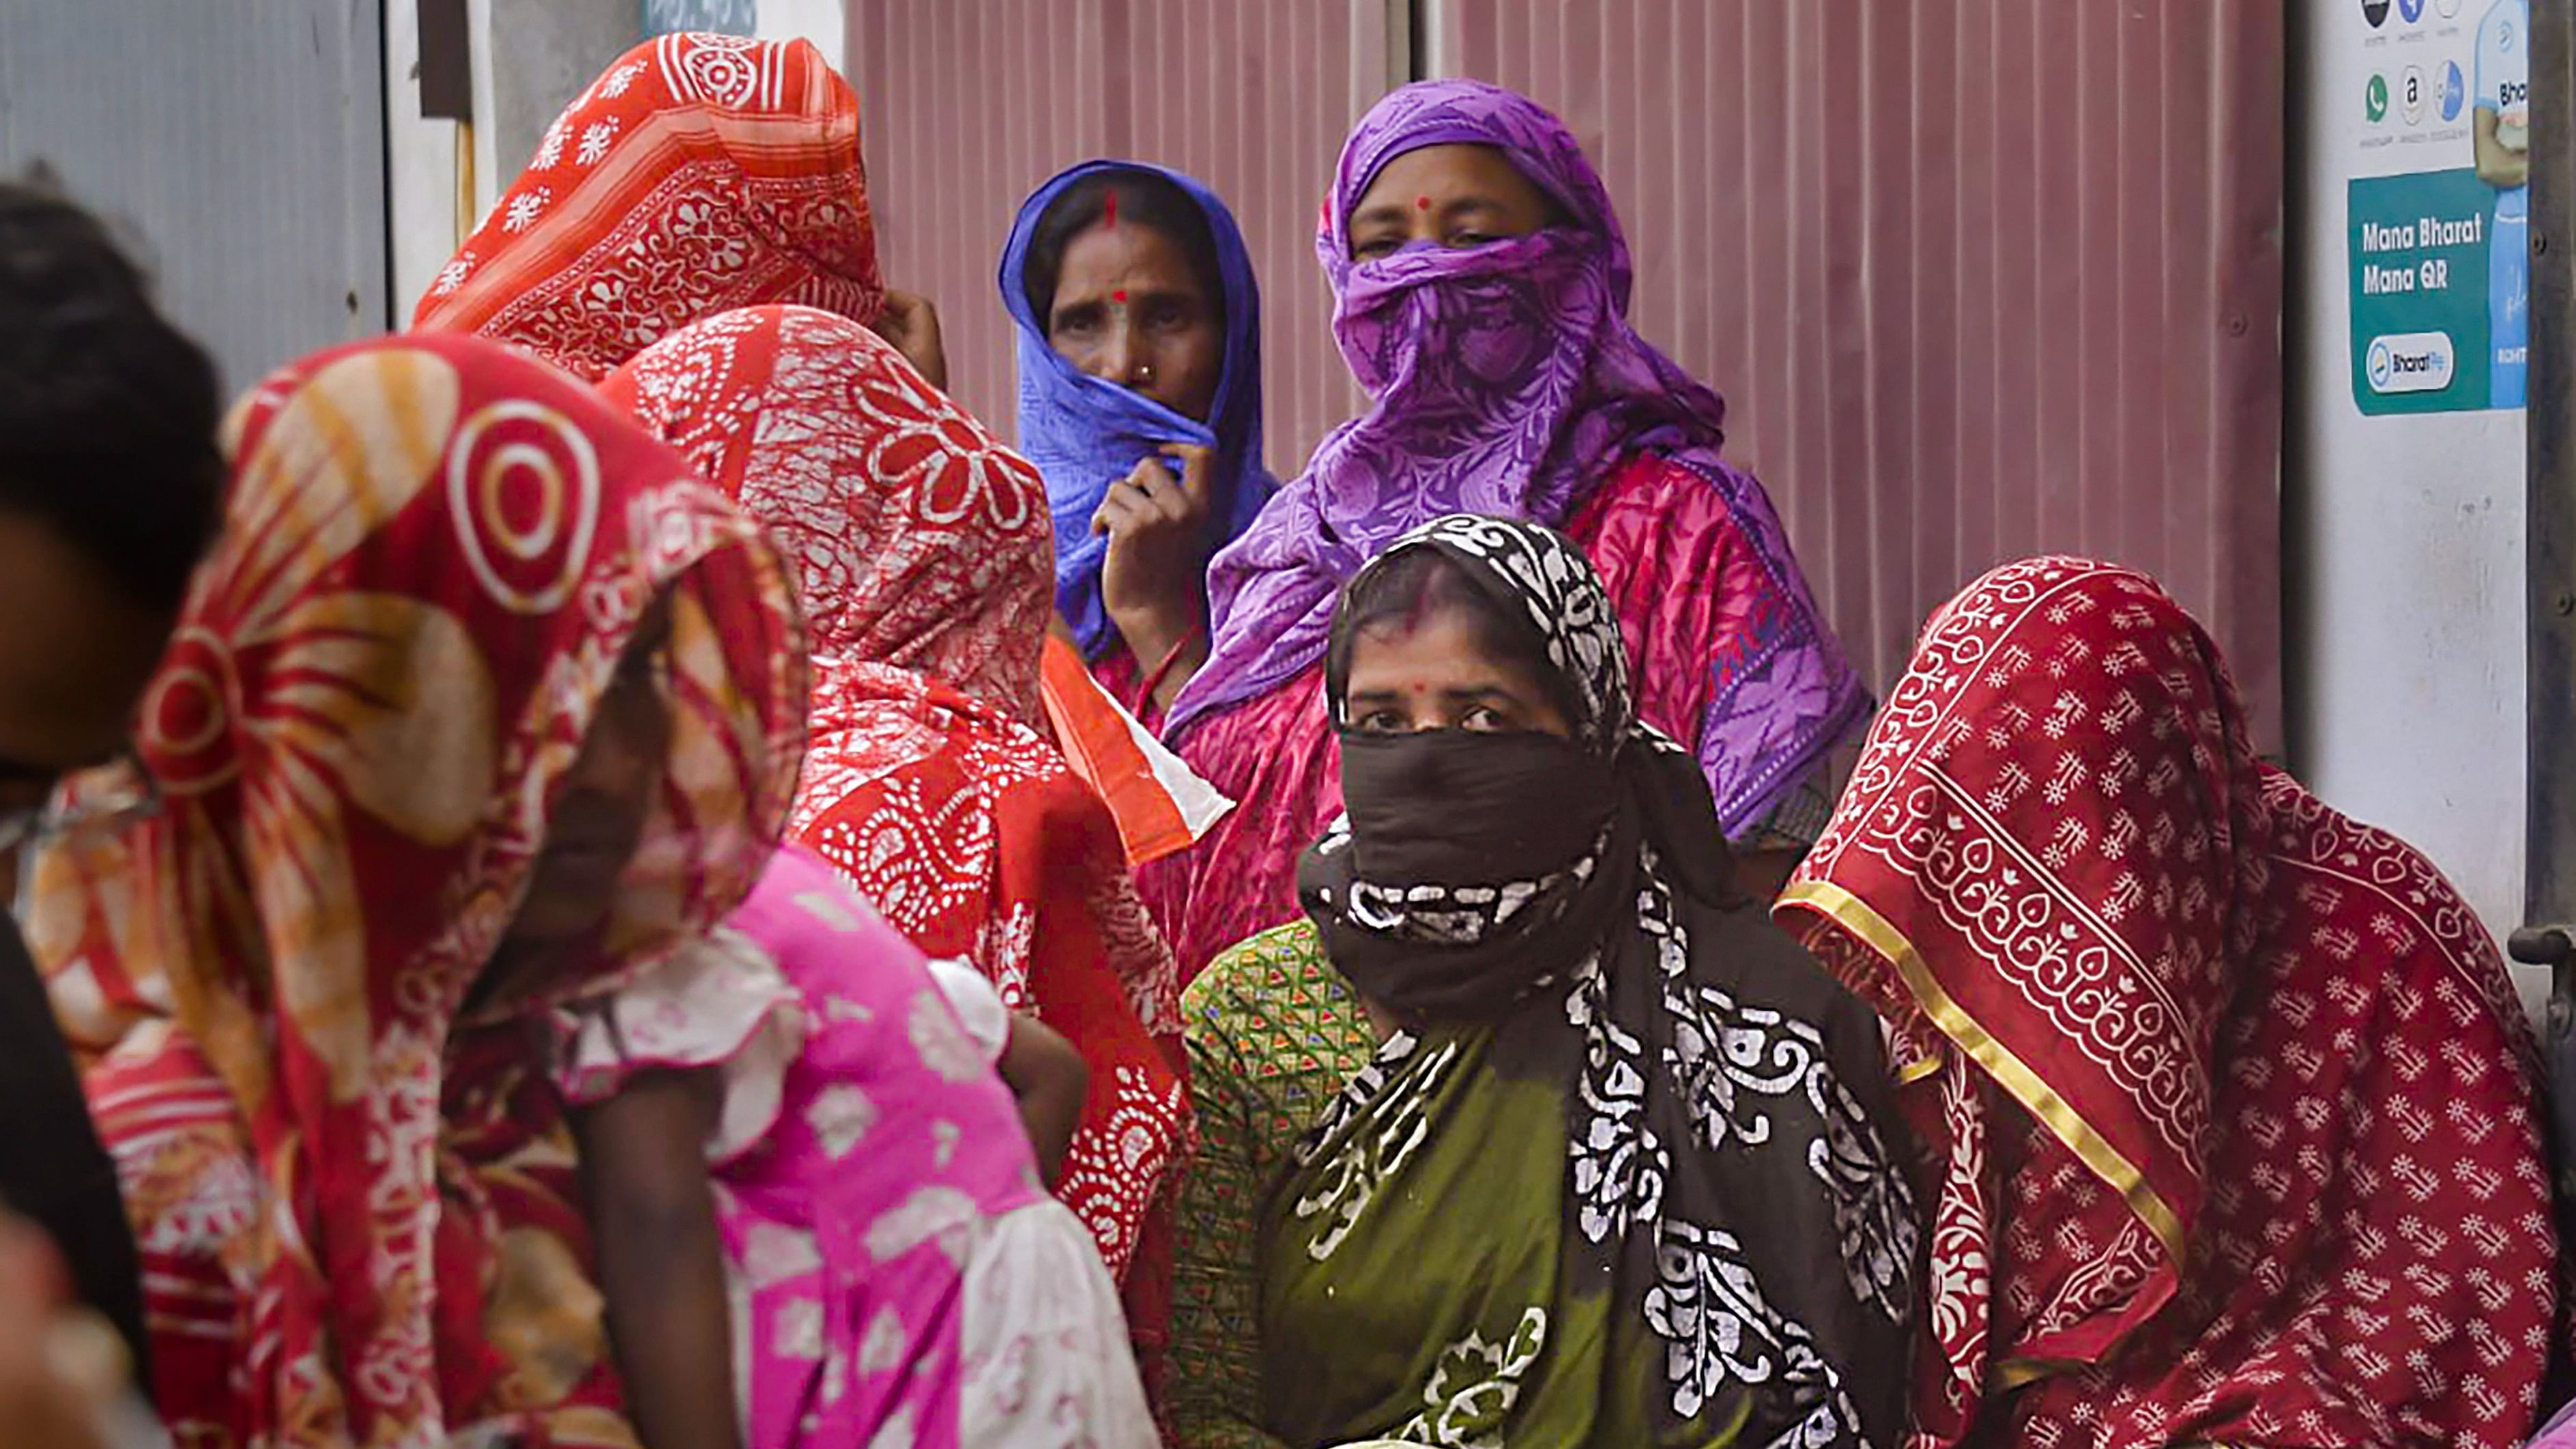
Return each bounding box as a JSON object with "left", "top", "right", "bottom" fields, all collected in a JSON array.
[
  {"left": 1352, "top": 237, "right": 1400, "bottom": 261},
  {"left": 1147, "top": 302, "right": 1191, "bottom": 330},
  {"left": 1460, "top": 705, "right": 1507, "bottom": 732},
  {"left": 1355, "top": 710, "right": 1406, "bottom": 733},
  {"left": 1448, "top": 231, "right": 1496, "bottom": 249}
]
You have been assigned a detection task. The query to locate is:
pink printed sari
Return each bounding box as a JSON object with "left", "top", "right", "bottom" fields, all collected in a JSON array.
[{"left": 558, "top": 845, "right": 1153, "bottom": 1448}]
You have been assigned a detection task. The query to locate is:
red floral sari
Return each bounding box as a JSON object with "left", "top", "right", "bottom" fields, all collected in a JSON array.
[
  {"left": 411, "top": 31, "right": 882, "bottom": 380},
  {"left": 603, "top": 304, "right": 1192, "bottom": 1379},
  {"left": 1776, "top": 556, "right": 2554, "bottom": 1447},
  {"left": 33, "top": 334, "right": 807, "bottom": 1447}
]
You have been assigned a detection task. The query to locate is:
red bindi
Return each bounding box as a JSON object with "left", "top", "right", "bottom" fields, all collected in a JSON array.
[
  {"left": 1415, "top": 196, "right": 1432, "bottom": 210},
  {"left": 1112, "top": 288, "right": 1127, "bottom": 303}
]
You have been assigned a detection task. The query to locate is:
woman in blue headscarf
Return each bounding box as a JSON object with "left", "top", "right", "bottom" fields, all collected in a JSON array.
[{"left": 1001, "top": 162, "right": 1277, "bottom": 716}]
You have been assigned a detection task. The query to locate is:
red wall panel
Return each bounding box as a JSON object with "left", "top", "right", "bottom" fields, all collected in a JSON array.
[
  {"left": 848, "top": 1, "right": 2284, "bottom": 736},
  {"left": 1434, "top": 0, "right": 2286, "bottom": 736}
]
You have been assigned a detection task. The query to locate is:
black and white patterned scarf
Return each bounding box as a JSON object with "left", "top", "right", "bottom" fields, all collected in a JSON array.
[{"left": 1299, "top": 514, "right": 1921, "bottom": 1446}]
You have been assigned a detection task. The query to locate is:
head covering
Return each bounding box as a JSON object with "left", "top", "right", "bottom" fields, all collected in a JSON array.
[
  {"left": 413, "top": 31, "right": 882, "bottom": 381},
  {"left": 1776, "top": 557, "right": 2553, "bottom": 1447},
  {"left": 603, "top": 306, "right": 1191, "bottom": 1343},
  {"left": 998, "top": 160, "right": 1277, "bottom": 659},
  {"left": 120, "top": 332, "right": 807, "bottom": 1446},
  {"left": 1298, "top": 514, "right": 1917, "bottom": 1443},
  {"left": 1170, "top": 80, "right": 1814, "bottom": 735},
  {"left": 605, "top": 304, "right": 1048, "bottom": 726}
]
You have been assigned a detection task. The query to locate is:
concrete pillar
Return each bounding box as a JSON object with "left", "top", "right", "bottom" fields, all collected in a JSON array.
[{"left": 487, "top": 0, "right": 642, "bottom": 188}]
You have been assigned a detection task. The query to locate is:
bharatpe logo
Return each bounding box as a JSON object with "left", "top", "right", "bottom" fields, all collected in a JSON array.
[{"left": 2367, "top": 332, "right": 2455, "bottom": 394}]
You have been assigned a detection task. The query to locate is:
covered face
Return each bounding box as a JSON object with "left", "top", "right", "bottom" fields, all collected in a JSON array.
[
  {"left": 1169, "top": 79, "right": 1737, "bottom": 734},
  {"left": 1000, "top": 160, "right": 1278, "bottom": 659},
  {"left": 1304, "top": 513, "right": 1681, "bottom": 1020}
]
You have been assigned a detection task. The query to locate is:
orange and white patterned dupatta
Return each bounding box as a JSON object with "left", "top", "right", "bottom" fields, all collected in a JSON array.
[
  {"left": 1776, "top": 557, "right": 2553, "bottom": 1447},
  {"left": 412, "top": 31, "right": 882, "bottom": 381}
]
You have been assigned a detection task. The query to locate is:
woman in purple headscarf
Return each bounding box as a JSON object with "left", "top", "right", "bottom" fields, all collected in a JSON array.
[{"left": 1139, "top": 80, "right": 1869, "bottom": 981}]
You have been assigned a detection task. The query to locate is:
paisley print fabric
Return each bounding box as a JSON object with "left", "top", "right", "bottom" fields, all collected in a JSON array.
[
  {"left": 413, "top": 32, "right": 882, "bottom": 382},
  {"left": 1776, "top": 556, "right": 2556, "bottom": 1447},
  {"left": 602, "top": 305, "right": 1192, "bottom": 1378},
  {"left": 37, "top": 333, "right": 807, "bottom": 1448},
  {"left": 1168, "top": 80, "right": 1864, "bottom": 845}
]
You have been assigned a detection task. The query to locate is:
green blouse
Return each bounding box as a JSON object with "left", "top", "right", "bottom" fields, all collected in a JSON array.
[{"left": 1166, "top": 921, "right": 1380, "bottom": 1449}]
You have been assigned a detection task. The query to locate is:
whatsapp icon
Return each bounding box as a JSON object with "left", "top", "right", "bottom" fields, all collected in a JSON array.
[{"left": 2366, "top": 72, "right": 2390, "bottom": 122}]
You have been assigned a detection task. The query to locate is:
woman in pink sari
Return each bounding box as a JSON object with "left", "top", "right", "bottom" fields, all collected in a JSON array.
[{"left": 1142, "top": 80, "right": 1868, "bottom": 981}]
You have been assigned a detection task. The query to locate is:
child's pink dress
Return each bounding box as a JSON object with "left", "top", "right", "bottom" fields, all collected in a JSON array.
[{"left": 560, "top": 845, "right": 1153, "bottom": 1448}]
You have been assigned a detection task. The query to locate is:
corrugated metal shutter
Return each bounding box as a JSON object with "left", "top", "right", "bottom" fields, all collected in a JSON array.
[
  {"left": 1431, "top": 0, "right": 2287, "bottom": 738},
  {"left": 0, "top": 0, "right": 388, "bottom": 396},
  {"left": 846, "top": 0, "right": 1400, "bottom": 474}
]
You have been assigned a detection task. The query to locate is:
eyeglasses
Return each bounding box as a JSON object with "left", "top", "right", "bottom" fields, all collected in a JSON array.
[{"left": 0, "top": 748, "right": 163, "bottom": 857}]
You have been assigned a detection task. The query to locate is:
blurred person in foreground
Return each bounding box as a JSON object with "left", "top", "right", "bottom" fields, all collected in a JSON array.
[{"left": 0, "top": 177, "right": 226, "bottom": 1429}]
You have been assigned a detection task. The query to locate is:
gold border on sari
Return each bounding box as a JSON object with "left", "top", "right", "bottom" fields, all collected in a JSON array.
[
  {"left": 1777, "top": 879, "right": 2185, "bottom": 1261},
  {"left": 1993, "top": 1355, "right": 2081, "bottom": 1389}
]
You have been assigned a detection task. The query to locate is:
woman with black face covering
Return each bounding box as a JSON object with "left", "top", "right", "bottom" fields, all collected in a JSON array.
[{"left": 1166, "top": 515, "right": 1919, "bottom": 1448}]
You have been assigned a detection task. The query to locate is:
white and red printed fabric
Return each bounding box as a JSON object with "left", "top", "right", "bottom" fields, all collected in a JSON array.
[
  {"left": 602, "top": 304, "right": 1192, "bottom": 1381},
  {"left": 1778, "top": 556, "right": 2556, "bottom": 1448},
  {"left": 413, "top": 31, "right": 884, "bottom": 381}
]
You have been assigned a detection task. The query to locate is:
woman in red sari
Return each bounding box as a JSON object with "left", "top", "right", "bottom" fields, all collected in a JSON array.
[
  {"left": 33, "top": 332, "right": 807, "bottom": 1447},
  {"left": 1142, "top": 79, "right": 1869, "bottom": 982},
  {"left": 603, "top": 303, "right": 1191, "bottom": 1389},
  {"left": 1776, "top": 556, "right": 2556, "bottom": 1446}
]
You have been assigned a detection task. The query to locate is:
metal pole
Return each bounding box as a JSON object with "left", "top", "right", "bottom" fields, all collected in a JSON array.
[
  {"left": 2515, "top": 0, "right": 2576, "bottom": 1424},
  {"left": 2521, "top": 0, "right": 2576, "bottom": 966}
]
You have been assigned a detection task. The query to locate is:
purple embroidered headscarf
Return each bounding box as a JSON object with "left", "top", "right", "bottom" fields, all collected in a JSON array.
[{"left": 1166, "top": 80, "right": 1864, "bottom": 832}]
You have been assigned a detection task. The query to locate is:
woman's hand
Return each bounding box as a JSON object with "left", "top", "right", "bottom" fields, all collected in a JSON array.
[
  {"left": 871, "top": 289, "right": 949, "bottom": 392},
  {"left": 574, "top": 1069, "right": 743, "bottom": 1449},
  {"left": 0, "top": 1217, "right": 121, "bottom": 1449},
  {"left": 1092, "top": 444, "right": 1215, "bottom": 700},
  {"left": 996, "top": 1012, "right": 1088, "bottom": 1188}
]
